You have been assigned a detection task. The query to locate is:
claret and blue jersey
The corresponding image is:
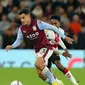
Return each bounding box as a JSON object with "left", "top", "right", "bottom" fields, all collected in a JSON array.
[{"left": 12, "top": 19, "right": 66, "bottom": 52}]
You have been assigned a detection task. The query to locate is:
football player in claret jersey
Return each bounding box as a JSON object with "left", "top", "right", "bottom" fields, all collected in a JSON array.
[
  {"left": 38, "top": 15, "right": 79, "bottom": 85},
  {"left": 6, "top": 8, "right": 73, "bottom": 85}
]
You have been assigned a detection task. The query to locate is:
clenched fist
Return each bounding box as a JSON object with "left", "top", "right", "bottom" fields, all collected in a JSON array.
[{"left": 6, "top": 45, "right": 13, "bottom": 52}]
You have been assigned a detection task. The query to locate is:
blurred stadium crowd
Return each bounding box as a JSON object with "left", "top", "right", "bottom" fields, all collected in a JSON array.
[{"left": 0, "top": 0, "right": 85, "bottom": 49}]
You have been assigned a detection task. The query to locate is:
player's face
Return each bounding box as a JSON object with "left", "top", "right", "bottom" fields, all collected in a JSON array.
[
  {"left": 50, "top": 19, "right": 60, "bottom": 27},
  {"left": 19, "top": 13, "right": 31, "bottom": 25}
]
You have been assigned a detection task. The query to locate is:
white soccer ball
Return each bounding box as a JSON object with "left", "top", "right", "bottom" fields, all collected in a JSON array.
[
  {"left": 10, "top": 80, "right": 23, "bottom": 85},
  {"left": 57, "top": 80, "right": 64, "bottom": 85}
]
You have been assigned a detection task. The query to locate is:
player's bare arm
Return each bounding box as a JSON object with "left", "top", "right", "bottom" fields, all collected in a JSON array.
[
  {"left": 6, "top": 27, "right": 23, "bottom": 52},
  {"left": 58, "top": 37, "right": 72, "bottom": 58}
]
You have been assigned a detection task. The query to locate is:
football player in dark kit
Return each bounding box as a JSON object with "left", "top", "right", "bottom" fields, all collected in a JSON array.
[{"left": 6, "top": 8, "right": 73, "bottom": 85}]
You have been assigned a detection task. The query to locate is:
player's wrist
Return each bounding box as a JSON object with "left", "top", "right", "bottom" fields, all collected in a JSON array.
[
  {"left": 11, "top": 45, "right": 13, "bottom": 48},
  {"left": 54, "top": 50, "right": 63, "bottom": 55},
  {"left": 64, "top": 49, "right": 68, "bottom": 52}
]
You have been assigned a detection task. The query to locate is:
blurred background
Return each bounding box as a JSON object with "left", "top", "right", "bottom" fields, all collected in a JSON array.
[{"left": 0, "top": 0, "right": 85, "bottom": 85}]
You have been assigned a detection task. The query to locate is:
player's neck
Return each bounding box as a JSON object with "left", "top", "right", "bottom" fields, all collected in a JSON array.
[{"left": 25, "top": 20, "right": 31, "bottom": 26}]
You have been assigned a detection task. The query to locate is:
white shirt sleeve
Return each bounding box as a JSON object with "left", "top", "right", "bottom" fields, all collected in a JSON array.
[
  {"left": 58, "top": 37, "right": 66, "bottom": 49},
  {"left": 59, "top": 27, "right": 65, "bottom": 37},
  {"left": 45, "top": 30, "right": 55, "bottom": 40},
  {"left": 11, "top": 27, "right": 23, "bottom": 48},
  {"left": 37, "top": 20, "right": 66, "bottom": 39}
]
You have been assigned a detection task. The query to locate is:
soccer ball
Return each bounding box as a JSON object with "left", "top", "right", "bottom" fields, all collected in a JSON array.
[
  {"left": 57, "top": 80, "right": 64, "bottom": 85},
  {"left": 10, "top": 80, "right": 23, "bottom": 85}
]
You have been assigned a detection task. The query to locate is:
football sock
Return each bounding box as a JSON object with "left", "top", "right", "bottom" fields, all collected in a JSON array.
[
  {"left": 45, "top": 78, "right": 51, "bottom": 84},
  {"left": 64, "top": 68, "right": 78, "bottom": 85},
  {"left": 45, "top": 75, "right": 57, "bottom": 84},
  {"left": 42, "top": 66, "right": 57, "bottom": 83}
]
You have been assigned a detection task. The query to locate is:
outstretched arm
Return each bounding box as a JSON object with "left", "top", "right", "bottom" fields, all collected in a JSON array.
[
  {"left": 37, "top": 20, "right": 66, "bottom": 39},
  {"left": 54, "top": 50, "right": 63, "bottom": 55},
  {"left": 37, "top": 20, "right": 73, "bottom": 44},
  {"left": 11, "top": 27, "right": 23, "bottom": 48},
  {"left": 54, "top": 49, "right": 72, "bottom": 59},
  {"left": 58, "top": 37, "right": 66, "bottom": 50},
  {"left": 6, "top": 27, "right": 23, "bottom": 52},
  {"left": 58, "top": 38, "right": 72, "bottom": 58}
]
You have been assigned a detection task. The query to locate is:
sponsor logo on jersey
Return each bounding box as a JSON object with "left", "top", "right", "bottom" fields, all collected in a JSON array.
[{"left": 26, "top": 32, "right": 39, "bottom": 40}]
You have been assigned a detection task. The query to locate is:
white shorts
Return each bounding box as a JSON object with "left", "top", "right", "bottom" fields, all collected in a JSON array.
[{"left": 36, "top": 48, "right": 53, "bottom": 65}]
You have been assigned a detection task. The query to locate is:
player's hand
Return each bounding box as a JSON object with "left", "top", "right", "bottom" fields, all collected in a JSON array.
[
  {"left": 64, "top": 37, "right": 73, "bottom": 44},
  {"left": 64, "top": 49, "right": 71, "bottom": 55},
  {"left": 6, "top": 45, "right": 13, "bottom": 52},
  {"left": 64, "top": 49, "right": 72, "bottom": 58},
  {"left": 62, "top": 52, "right": 72, "bottom": 59}
]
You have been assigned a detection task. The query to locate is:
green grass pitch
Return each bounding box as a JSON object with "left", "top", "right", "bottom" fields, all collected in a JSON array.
[{"left": 0, "top": 68, "right": 85, "bottom": 85}]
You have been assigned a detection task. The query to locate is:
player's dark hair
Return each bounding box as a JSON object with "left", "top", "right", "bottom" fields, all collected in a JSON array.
[
  {"left": 50, "top": 15, "right": 60, "bottom": 21},
  {"left": 19, "top": 8, "right": 30, "bottom": 15}
]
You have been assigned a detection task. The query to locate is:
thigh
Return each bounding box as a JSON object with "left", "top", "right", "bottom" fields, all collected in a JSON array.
[
  {"left": 47, "top": 58, "right": 52, "bottom": 69},
  {"left": 36, "top": 48, "right": 53, "bottom": 66},
  {"left": 50, "top": 52, "right": 60, "bottom": 64},
  {"left": 35, "top": 57, "right": 44, "bottom": 70},
  {"left": 55, "top": 60, "right": 65, "bottom": 70}
]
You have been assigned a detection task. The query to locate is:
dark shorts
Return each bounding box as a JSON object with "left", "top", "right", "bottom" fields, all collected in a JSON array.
[{"left": 47, "top": 52, "right": 60, "bottom": 68}]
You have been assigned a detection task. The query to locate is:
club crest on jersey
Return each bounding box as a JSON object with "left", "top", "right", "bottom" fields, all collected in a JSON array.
[{"left": 32, "top": 25, "right": 37, "bottom": 31}]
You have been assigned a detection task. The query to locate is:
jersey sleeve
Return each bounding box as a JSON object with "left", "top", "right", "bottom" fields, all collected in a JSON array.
[
  {"left": 58, "top": 37, "right": 67, "bottom": 49},
  {"left": 37, "top": 20, "right": 66, "bottom": 39},
  {"left": 11, "top": 27, "right": 23, "bottom": 48},
  {"left": 59, "top": 28, "right": 65, "bottom": 37}
]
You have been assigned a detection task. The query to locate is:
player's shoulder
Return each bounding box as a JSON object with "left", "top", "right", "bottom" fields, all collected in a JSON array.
[
  {"left": 19, "top": 25, "right": 24, "bottom": 29},
  {"left": 37, "top": 20, "right": 43, "bottom": 27},
  {"left": 37, "top": 20, "right": 43, "bottom": 24},
  {"left": 37, "top": 20, "right": 49, "bottom": 25},
  {"left": 19, "top": 25, "right": 23, "bottom": 28}
]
